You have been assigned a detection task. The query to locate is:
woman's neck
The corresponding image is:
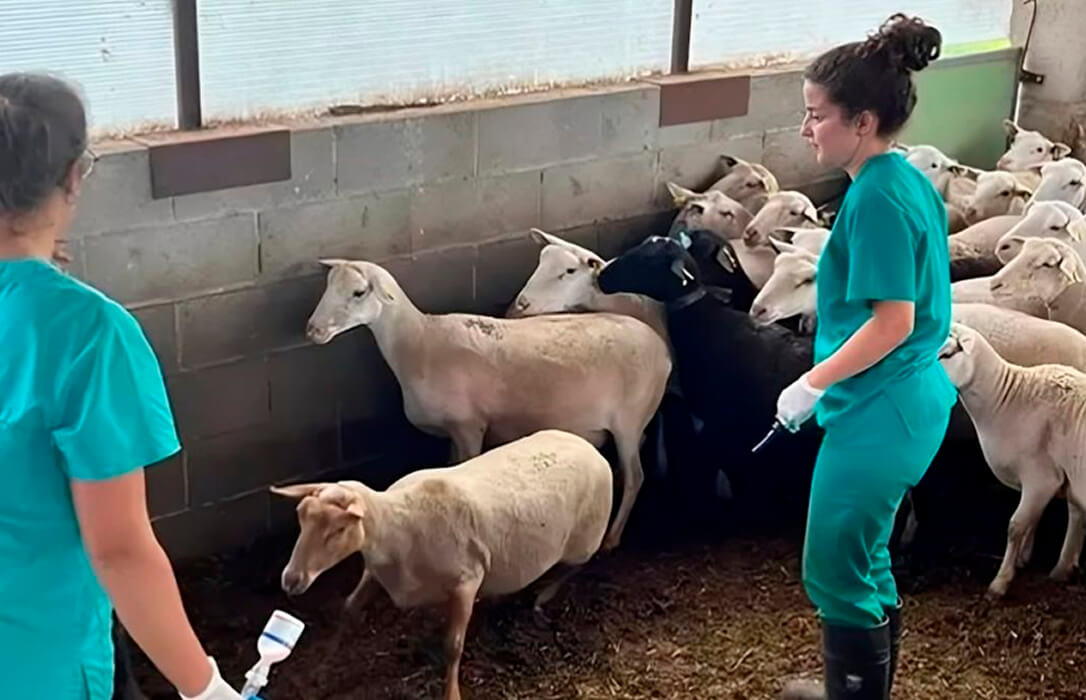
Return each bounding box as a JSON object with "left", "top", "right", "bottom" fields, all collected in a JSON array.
[
  {"left": 0, "top": 213, "right": 61, "bottom": 261},
  {"left": 844, "top": 138, "right": 893, "bottom": 179}
]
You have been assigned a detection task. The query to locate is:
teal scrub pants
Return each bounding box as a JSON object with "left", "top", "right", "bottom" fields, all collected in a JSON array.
[{"left": 802, "top": 362, "right": 955, "bottom": 628}]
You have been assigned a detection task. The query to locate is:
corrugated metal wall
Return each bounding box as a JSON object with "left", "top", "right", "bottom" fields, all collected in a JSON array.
[
  {"left": 690, "top": 0, "right": 1013, "bottom": 67},
  {"left": 0, "top": 0, "right": 176, "bottom": 133},
  {"left": 196, "top": 0, "right": 672, "bottom": 121},
  {"left": 1, "top": 0, "right": 1012, "bottom": 131}
]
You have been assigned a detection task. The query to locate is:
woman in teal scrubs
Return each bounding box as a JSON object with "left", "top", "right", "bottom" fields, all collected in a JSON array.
[
  {"left": 0, "top": 73, "right": 242, "bottom": 699},
  {"left": 772, "top": 16, "right": 957, "bottom": 700}
]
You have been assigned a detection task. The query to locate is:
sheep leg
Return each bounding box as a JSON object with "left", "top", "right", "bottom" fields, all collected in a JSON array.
[
  {"left": 1052, "top": 496, "right": 1086, "bottom": 582},
  {"left": 344, "top": 569, "right": 382, "bottom": 611},
  {"left": 447, "top": 423, "right": 486, "bottom": 464},
  {"left": 443, "top": 577, "right": 482, "bottom": 700},
  {"left": 601, "top": 428, "right": 645, "bottom": 552},
  {"left": 989, "top": 475, "right": 1062, "bottom": 599},
  {"left": 533, "top": 563, "right": 582, "bottom": 613}
]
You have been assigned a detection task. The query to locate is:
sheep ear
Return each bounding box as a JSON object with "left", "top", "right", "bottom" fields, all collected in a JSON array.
[
  {"left": 767, "top": 235, "right": 802, "bottom": 256},
  {"left": 1014, "top": 183, "right": 1035, "bottom": 198},
  {"left": 802, "top": 204, "right": 819, "bottom": 224},
  {"left": 1052, "top": 142, "right": 1073, "bottom": 159},
  {"left": 270, "top": 483, "right": 327, "bottom": 500},
  {"left": 716, "top": 243, "right": 738, "bottom": 273},
  {"left": 344, "top": 500, "right": 366, "bottom": 519},
  {"left": 529, "top": 228, "right": 565, "bottom": 248},
  {"left": 1067, "top": 218, "right": 1086, "bottom": 242},
  {"left": 1003, "top": 118, "right": 1020, "bottom": 137},
  {"left": 319, "top": 258, "right": 350, "bottom": 268},
  {"left": 720, "top": 154, "right": 741, "bottom": 170},
  {"left": 666, "top": 181, "right": 700, "bottom": 207},
  {"left": 586, "top": 257, "right": 603, "bottom": 272}
]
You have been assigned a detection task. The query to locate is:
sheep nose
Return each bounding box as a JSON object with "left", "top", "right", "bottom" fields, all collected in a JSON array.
[
  {"left": 965, "top": 208, "right": 978, "bottom": 221},
  {"left": 743, "top": 226, "right": 759, "bottom": 243},
  {"left": 990, "top": 279, "right": 1004, "bottom": 292},
  {"left": 282, "top": 570, "right": 307, "bottom": 596}
]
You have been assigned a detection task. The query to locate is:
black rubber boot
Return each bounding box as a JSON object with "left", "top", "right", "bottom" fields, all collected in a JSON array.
[
  {"left": 781, "top": 619, "right": 891, "bottom": 700},
  {"left": 885, "top": 599, "right": 903, "bottom": 696}
]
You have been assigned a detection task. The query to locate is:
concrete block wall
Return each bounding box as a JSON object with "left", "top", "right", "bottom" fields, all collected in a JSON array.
[{"left": 65, "top": 68, "right": 846, "bottom": 561}]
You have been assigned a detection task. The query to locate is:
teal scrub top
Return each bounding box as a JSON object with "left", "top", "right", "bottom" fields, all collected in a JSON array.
[
  {"left": 814, "top": 151, "right": 956, "bottom": 426},
  {"left": 0, "top": 258, "right": 180, "bottom": 699}
]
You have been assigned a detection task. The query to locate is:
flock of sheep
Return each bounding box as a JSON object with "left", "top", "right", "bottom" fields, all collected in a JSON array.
[{"left": 269, "top": 118, "right": 1086, "bottom": 700}]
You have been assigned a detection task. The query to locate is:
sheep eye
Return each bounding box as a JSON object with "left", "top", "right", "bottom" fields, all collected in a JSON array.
[
  {"left": 1070, "top": 180, "right": 1083, "bottom": 187},
  {"left": 690, "top": 203, "right": 706, "bottom": 214},
  {"left": 1000, "top": 190, "right": 1011, "bottom": 197},
  {"left": 722, "top": 211, "right": 733, "bottom": 219},
  {"left": 352, "top": 289, "right": 366, "bottom": 298},
  {"left": 1050, "top": 225, "right": 1062, "bottom": 231},
  {"left": 565, "top": 268, "right": 577, "bottom": 275}
]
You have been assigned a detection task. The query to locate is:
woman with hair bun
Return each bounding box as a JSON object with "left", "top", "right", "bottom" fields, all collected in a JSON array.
[
  {"left": 770, "top": 15, "right": 954, "bottom": 700},
  {"left": 0, "top": 72, "right": 242, "bottom": 700}
]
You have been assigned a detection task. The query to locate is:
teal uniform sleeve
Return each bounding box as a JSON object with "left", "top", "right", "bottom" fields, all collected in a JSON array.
[
  {"left": 52, "top": 301, "right": 181, "bottom": 481},
  {"left": 844, "top": 192, "right": 918, "bottom": 304}
]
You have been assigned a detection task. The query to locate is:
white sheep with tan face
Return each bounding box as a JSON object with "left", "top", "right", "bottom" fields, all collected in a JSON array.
[
  {"left": 1026, "top": 158, "right": 1086, "bottom": 212},
  {"left": 708, "top": 154, "right": 780, "bottom": 214},
  {"left": 938, "top": 322, "right": 1086, "bottom": 598},
  {"left": 506, "top": 229, "right": 667, "bottom": 342},
  {"left": 990, "top": 237, "right": 1086, "bottom": 334},
  {"left": 748, "top": 240, "right": 818, "bottom": 334},
  {"left": 998, "top": 119, "right": 1073, "bottom": 171},
  {"left": 271, "top": 429, "right": 613, "bottom": 700},
  {"left": 993, "top": 200, "right": 1086, "bottom": 264},
  {"left": 741, "top": 191, "right": 821, "bottom": 248},
  {"left": 306, "top": 259, "right": 671, "bottom": 551},
  {"left": 965, "top": 170, "right": 1033, "bottom": 223}
]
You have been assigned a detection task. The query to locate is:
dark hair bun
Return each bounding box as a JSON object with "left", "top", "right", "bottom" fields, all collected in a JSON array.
[{"left": 860, "top": 13, "right": 942, "bottom": 73}]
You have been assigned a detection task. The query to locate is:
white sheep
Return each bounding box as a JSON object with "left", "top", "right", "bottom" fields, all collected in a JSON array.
[
  {"left": 998, "top": 119, "right": 1073, "bottom": 172},
  {"left": 748, "top": 248, "right": 1086, "bottom": 371},
  {"left": 666, "top": 182, "right": 777, "bottom": 289},
  {"left": 741, "top": 190, "right": 821, "bottom": 247},
  {"left": 506, "top": 229, "right": 668, "bottom": 341},
  {"left": 271, "top": 429, "right": 613, "bottom": 700},
  {"left": 949, "top": 215, "right": 1024, "bottom": 281},
  {"left": 708, "top": 154, "right": 780, "bottom": 214},
  {"left": 951, "top": 276, "right": 1048, "bottom": 318},
  {"left": 1026, "top": 158, "right": 1086, "bottom": 213},
  {"left": 964, "top": 171, "right": 1033, "bottom": 223},
  {"left": 990, "top": 237, "right": 1086, "bottom": 334},
  {"left": 938, "top": 323, "right": 1086, "bottom": 598},
  {"left": 306, "top": 259, "right": 672, "bottom": 550}
]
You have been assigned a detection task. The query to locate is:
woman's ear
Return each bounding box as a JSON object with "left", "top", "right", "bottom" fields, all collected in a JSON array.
[
  {"left": 855, "top": 110, "right": 877, "bottom": 137},
  {"left": 62, "top": 160, "right": 82, "bottom": 203}
]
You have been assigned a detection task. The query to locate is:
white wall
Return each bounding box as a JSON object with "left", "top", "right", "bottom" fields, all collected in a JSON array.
[{"left": 0, "top": 0, "right": 176, "bottom": 134}]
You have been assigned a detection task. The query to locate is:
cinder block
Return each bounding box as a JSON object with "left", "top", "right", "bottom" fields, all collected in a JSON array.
[
  {"left": 335, "top": 112, "right": 475, "bottom": 194},
  {"left": 381, "top": 245, "right": 476, "bottom": 314},
  {"left": 762, "top": 127, "right": 831, "bottom": 188},
  {"left": 658, "top": 122, "right": 713, "bottom": 148},
  {"left": 82, "top": 214, "right": 259, "bottom": 305},
  {"left": 69, "top": 139, "right": 174, "bottom": 238},
  {"left": 258, "top": 191, "right": 411, "bottom": 280},
  {"left": 145, "top": 453, "right": 186, "bottom": 518},
  {"left": 595, "top": 211, "right": 676, "bottom": 260},
  {"left": 172, "top": 127, "right": 335, "bottom": 221},
  {"left": 408, "top": 170, "right": 541, "bottom": 252},
  {"left": 152, "top": 491, "right": 269, "bottom": 561},
  {"left": 478, "top": 86, "right": 659, "bottom": 175},
  {"left": 185, "top": 424, "right": 337, "bottom": 507},
  {"left": 268, "top": 342, "right": 356, "bottom": 433},
  {"left": 655, "top": 132, "right": 764, "bottom": 204},
  {"left": 541, "top": 152, "right": 658, "bottom": 230},
  {"left": 132, "top": 304, "right": 179, "bottom": 375},
  {"left": 474, "top": 234, "right": 547, "bottom": 314},
  {"left": 340, "top": 417, "right": 447, "bottom": 481},
  {"left": 178, "top": 275, "right": 324, "bottom": 368},
  {"left": 712, "top": 70, "right": 805, "bottom": 139},
  {"left": 166, "top": 358, "right": 269, "bottom": 441}
]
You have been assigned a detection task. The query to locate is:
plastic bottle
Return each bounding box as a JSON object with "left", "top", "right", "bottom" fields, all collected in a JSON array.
[{"left": 239, "top": 610, "right": 305, "bottom": 699}]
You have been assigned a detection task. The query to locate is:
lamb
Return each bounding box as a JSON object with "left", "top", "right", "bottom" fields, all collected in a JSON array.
[
  {"left": 271, "top": 429, "right": 613, "bottom": 700},
  {"left": 997, "top": 119, "right": 1073, "bottom": 172},
  {"left": 596, "top": 235, "right": 821, "bottom": 526},
  {"left": 306, "top": 259, "right": 672, "bottom": 550},
  {"left": 741, "top": 190, "right": 821, "bottom": 247},
  {"left": 964, "top": 171, "right": 1033, "bottom": 223},
  {"left": 937, "top": 323, "right": 1086, "bottom": 598},
  {"left": 506, "top": 229, "right": 668, "bottom": 342},
  {"left": 1025, "top": 158, "right": 1086, "bottom": 213},
  {"left": 708, "top": 154, "right": 780, "bottom": 214},
  {"left": 748, "top": 246, "right": 1086, "bottom": 372},
  {"left": 990, "top": 237, "right": 1086, "bottom": 335}
]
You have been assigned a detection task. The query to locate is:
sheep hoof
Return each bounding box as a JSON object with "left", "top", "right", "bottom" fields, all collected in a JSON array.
[
  {"left": 1049, "top": 565, "right": 1076, "bottom": 582},
  {"left": 600, "top": 535, "right": 620, "bottom": 552},
  {"left": 985, "top": 582, "right": 1008, "bottom": 600},
  {"left": 532, "top": 606, "right": 553, "bottom": 628}
]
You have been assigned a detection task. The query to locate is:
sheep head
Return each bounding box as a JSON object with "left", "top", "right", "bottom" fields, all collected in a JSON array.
[
  {"left": 998, "top": 119, "right": 1072, "bottom": 171},
  {"left": 307, "top": 259, "right": 396, "bottom": 344},
  {"left": 508, "top": 228, "right": 606, "bottom": 317},
  {"left": 990, "top": 238, "right": 1085, "bottom": 306}
]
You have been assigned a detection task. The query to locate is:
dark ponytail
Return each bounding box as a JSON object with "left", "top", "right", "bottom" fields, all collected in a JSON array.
[
  {"left": 804, "top": 14, "right": 942, "bottom": 137},
  {"left": 0, "top": 72, "right": 88, "bottom": 216}
]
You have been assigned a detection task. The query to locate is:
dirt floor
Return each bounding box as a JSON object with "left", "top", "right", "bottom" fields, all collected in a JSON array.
[{"left": 133, "top": 514, "right": 1086, "bottom": 700}]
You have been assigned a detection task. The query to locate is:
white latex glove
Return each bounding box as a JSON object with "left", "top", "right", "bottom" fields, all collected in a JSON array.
[
  {"left": 775, "top": 372, "right": 825, "bottom": 432},
  {"left": 179, "top": 657, "right": 244, "bottom": 700}
]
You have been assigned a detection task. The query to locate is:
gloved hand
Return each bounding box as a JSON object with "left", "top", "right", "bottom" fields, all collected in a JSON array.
[
  {"left": 179, "top": 657, "right": 244, "bottom": 700},
  {"left": 775, "top": 372, "right": 825, "bottom": 432}
]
